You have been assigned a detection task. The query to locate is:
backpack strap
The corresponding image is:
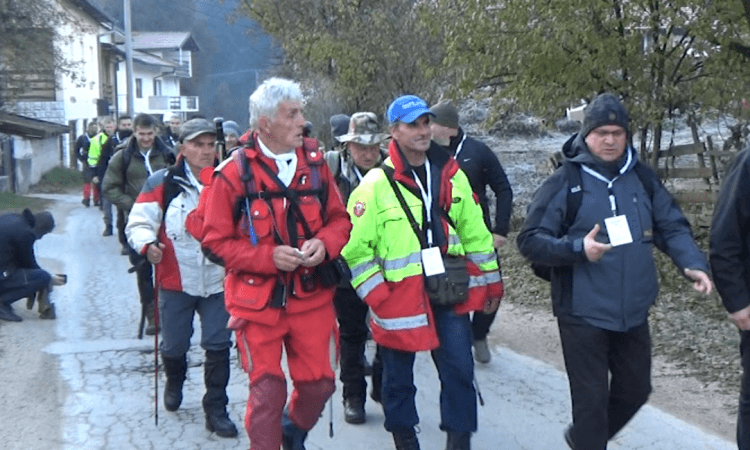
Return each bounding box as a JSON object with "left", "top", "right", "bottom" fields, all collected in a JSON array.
[{"left": 561, "top": 160, "right": 583, "bottom": 234}]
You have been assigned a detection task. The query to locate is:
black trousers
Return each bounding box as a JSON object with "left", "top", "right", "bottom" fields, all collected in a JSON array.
[
  {"left": 127, "top": 250, "right": 154, "bottom": 312},
  {"left": 333, "top": 283, "right": 369, "bottom": 400},
  {"left": 558, "top": 319, "right": 652, "bottom": 450},
  {"left": 471, "top": 310, "right": 498, "bottom": 341},
  {"left": 738, "top": 330, "right": 750, "bottom": 450}
]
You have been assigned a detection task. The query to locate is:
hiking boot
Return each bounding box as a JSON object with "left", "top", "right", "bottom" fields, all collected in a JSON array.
[
  {"left": 392, "top": 428, "right": 420, "bottom": 450},
  {"left": 0, "top": 303, "right": 22, "bottom": 322},
  {"left": 282, "top": 409, "right": 308, "bottom": 450},
  {"left": 82, "top": 198, "right": 90, "bottom": 207},
  {"left": 446, "top": 431, "right": 471, "bottom": 450},
  {"left": 145, "top": 317, "right": 157, "bottom": 336},
  {"left": 473, "top": 339, "right": 491, "bottom": 364},
  {"left": 39, "top": 303, "right": 56, "bottom": 320},
  {"left": 564, "top": 424, "right": 574, "bottom": 449},
  {"left": 102, "top": 225, "right": 113, "bottom": 236},
  {"left": 162, "top": 355, "right": 186, "bottom": 412},
  {"left": 343, "top": 397, "right": 366, "bottom": 424},
  {"left": 94, "top": 199, "right": 101, "bottom": 207},
  {"left": 204, "top": 349, "right": 238, "bottom": 438}
]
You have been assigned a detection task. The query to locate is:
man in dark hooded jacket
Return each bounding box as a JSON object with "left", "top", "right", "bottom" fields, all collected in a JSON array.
[
  {"left": 0, "top": 209, "right": 61, "bottom": 322},
  {"left": 517, "top": 93, "right": 712, "bottom": 449}
]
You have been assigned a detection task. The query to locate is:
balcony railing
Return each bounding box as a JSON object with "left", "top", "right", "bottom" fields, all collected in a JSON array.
[{"left": 148, "top": 95, "right": 199, "bottom": 112}]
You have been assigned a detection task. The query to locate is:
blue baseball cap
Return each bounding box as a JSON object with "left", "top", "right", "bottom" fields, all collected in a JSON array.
[{"left": 387, "top": 95, "right": 435, "bottom": 124}]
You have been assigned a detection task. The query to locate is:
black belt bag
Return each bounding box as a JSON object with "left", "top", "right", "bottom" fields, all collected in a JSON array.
[{"left": 425, "top": 255, "right": 469, "bottom": 306}]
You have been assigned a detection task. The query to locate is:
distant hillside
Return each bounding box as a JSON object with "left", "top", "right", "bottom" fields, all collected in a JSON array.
[{"left": 95, "top": 0, "right": 280, "bottom": 128}]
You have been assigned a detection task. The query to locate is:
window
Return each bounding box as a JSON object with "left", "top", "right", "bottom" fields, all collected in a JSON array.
[
  {"left": 153, "top": 79, "right": 162, "bottom": 96},
  {"left": 136, "top": 78, "right": 142, "bottom": 98}
]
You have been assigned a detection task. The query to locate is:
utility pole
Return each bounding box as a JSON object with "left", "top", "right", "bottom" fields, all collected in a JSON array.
[{"left": 124, "top": 0, "right": 135, "bottom": 116}]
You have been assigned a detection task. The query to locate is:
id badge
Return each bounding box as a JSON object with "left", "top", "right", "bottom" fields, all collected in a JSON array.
[
  {"left": 604, "top": 215, "right": 633, "bottom": 247},
  {"left": 421, "top": 247, "right": 445, "bottom": 276}
]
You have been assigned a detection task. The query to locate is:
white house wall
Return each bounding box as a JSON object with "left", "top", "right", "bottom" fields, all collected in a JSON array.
[
  {"left": 13, "top": 136, "right": 61, "bottom": 194},
  {"left": 116, "top": 62, "right": 182, "bottom": 116}
]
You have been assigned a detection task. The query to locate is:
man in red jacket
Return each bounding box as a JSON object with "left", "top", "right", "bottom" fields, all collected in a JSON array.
[{"left": 198, "top": 77, "right": 351, "bottom": 450}]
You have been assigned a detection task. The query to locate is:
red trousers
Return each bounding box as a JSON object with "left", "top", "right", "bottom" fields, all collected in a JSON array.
[
  {"left": 236, "top": 302, "right": 338, "bottom": 450},
  {"left": 83, "top": 183, "right": 100, "bottom": 202}
]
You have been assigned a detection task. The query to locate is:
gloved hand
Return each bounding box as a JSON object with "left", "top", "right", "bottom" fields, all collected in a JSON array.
[{"left": 92, "top": 176, "right": 100, "bottom": 184}]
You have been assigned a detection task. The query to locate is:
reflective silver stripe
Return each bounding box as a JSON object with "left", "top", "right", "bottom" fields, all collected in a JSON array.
[
  {"left": 370, "top": 311, "right": 429, "bottom": 331},
  {"left": 484, "top": 271, "right": 502, "bottom": 284},
  {"left": 240, "top": 331, "right": 252, "bottom": 373},
  {"left": 350, "top": 260, "right": 379, "bottom": 280},
  {"left": 469, "top": 275, "right": 485, "bottom": 289},
  {"left": 382, "top": 252, "right": 422, "bottom": 272},
  {"left": 355, "top": 272, "right": 385, "bottom": 299},
  {"left": 466, "top": 252, "right": 496, "bottom": 266},
  {"left": 448, "top": 234, "right": 461, "bottom": 246}
]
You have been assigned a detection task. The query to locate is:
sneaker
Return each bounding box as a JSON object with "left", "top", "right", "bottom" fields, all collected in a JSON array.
[
  {"left": 81, "top": 198, "right": 90, "bottom": 207},
  {"left": 120, "top": 247, "right": 130, "bottom": 255},
  {"left": 0, "top": 303, "right": 22, "bottom": 322},
  {"left": 564, "top": 424, "right": 574, "bottom": 449},
  {"left": 473, "top": 339, "right": 491, "bottom": 364},
  {"left": 102, "top": 225, "right": 113, "bottom": 237}
]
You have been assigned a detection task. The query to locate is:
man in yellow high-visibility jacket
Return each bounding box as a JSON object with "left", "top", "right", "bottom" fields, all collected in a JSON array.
[{"left": 342, "top": 95, "right": 503, "bottom": 450}]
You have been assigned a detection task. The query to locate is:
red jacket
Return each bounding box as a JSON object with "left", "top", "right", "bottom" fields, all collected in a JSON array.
[{"left": 199, "top": 135, "right": 351, "bottom": 326}]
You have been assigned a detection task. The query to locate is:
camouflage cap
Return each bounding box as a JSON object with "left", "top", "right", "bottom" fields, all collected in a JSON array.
[{"left": 336, "top": 112, "right": 389, "bottom": 146}]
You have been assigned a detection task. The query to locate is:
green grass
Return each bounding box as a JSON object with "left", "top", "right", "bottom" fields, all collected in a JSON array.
[
  {"left": 0, "top": 192, "right": 52, "bottom": 212},
  {"left": 31, "top": 167, "right": 83, "bottom": 193}
]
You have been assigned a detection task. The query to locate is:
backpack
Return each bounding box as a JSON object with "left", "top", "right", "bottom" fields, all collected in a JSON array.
[
  {"left": 531, "top": 160, "right": 659, "bottom": 281},
  {"left": 185, "top": 138, "right": 326, "bottom": 245}
]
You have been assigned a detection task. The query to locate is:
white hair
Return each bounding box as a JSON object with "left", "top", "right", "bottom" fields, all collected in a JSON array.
[{"left": 248, "top": 77, "right": 303, "bottom": 131}]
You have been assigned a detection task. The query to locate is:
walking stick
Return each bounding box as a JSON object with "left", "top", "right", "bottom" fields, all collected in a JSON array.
[
  {"left": 154, "top": 285, "right": 159, "bottom": 426},
  {"left": 474, "top": 375, "right": 484, "bottom": 407}
]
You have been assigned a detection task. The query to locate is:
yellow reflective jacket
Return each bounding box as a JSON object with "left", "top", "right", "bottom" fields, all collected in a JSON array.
[{"left": 342, "top": 141, "right": 503, "bottom": 352}]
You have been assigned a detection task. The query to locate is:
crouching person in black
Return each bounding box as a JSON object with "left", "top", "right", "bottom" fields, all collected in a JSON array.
[{"left": 0, "top": 209, "right": 62, "bottom": 322}]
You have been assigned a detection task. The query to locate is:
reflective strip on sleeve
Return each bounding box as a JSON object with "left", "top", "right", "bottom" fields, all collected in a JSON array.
[
  {"left": 370, "top": 311, "right": 429, "bottom": 331},
  {"left": 355, "top": 271, "right": 385, "bottom": 300},
  {"left": 350, "top": 260, "right": 379, "bottom": 281},
  {"left": 381, "top": 251, "right": 422, "bottom": 272},
  {"left": 466, "top": 251, "right": 496, "bottom": 266}
]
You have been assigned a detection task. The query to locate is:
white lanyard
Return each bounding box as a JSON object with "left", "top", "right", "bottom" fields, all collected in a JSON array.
[
  {"left": 579, "top": 150, "right": 632, "bottom": 217},
  {"left": 453, "top": 134, "right": 467, "bottom": 159},
  {"left": 411, "top": 158, "right": 434, "bottom": 246},
  {"left": 353, "top": 165, "right": 363, "bottom": 182},
  {"left": 141, "top": 149, "right": 153, "bottom": 175}
]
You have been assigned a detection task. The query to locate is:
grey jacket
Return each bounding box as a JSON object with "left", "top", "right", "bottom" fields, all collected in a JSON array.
[{"left": 517, "top": 134, "right": 708, "bottom": 331}]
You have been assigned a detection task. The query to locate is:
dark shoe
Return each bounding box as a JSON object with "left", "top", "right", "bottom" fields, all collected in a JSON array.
[
  {"left": 39, "top": 303, "right": 56, "bottom": 320},
  {"left": 82, "top": 198, "right": 90, "bottom": 207},
  {"left": 363, "top": 354, "right": 373, "bottom": 376},
  {"left": 94, "top": 199, "right": 101, "bottom": 207},
  {"left": 203, "top": 349, "right": 237, "bottom": 438},
  {"left": 446, "top": 431, "right": 471, "bottom": 450},
  {"left": 120, "top": 247, "right": 129, "bottom": 255},
  {"left": 282, "top": 409, "right": 308, "bottom": 450},
  {"left": 392, "top": 428, "right": 420, "bottom": 450},
  {"left": 162, "top": 355, "right": 186, "bottom": 412},
  {"left": 343, "top": 397, "right": 366, "bottom": 424},
  {"left": 206, "top": 412, "right": 238, "bottom": 438},
  {"left": 26, "top": 294, "right": 35, "bottom": 310},
  {"left": 0, "top": 303, "right": 22, "bottom": 322},
  {"left": 564, "top": 424, "right": 574, "bottom": 449},
  {"left": 102, "top": 225, "right": 113, "bottom": 236},
  {"left": 473, "top": 339, "right": 491, "bottom": 364},
  {"left": 145, "top": 317, "right": 157, "bottom": 336}
]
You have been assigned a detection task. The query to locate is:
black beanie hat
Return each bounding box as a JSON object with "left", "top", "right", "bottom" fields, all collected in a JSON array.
[
  {"left": 429, "top": 101, "right": 459, "bottom": 129},
  {"left": 580, "top": 93, "right": 630, "bottom": 138},
  {"left": 330, "top": 114, "right": 351, "bottom": 139}
]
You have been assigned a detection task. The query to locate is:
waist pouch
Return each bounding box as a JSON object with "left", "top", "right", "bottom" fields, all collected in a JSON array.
[
  {"left": 315, "top": 256, "right": 352, "bottom": 289},
  {"left": 424, "top": 255, "right": 469, "bottom": 306}
]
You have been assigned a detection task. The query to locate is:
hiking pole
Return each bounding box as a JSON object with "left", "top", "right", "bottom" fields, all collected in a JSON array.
[
  {"left": 474, "top": 375, "right": 484, "bottom": 407},
  {"left": 328, "top": 396, "right": 334, "bottom": 437},
  {"left": 154, "top": 289, "right": 159, "bottom": 426}
]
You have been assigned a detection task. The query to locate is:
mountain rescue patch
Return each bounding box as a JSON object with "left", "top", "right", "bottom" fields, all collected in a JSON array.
[{"left": 353, "top": 201, "right": 366, "bottom": 217}]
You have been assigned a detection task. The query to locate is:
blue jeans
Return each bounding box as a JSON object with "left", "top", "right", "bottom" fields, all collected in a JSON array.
[
  {"left": 158, "top": 289, "right": 232, "bottom": 358},
  {"left": 0, "top": 268, "right": 51, "bottom": 305},
  {"left": 380, "top": 305, "right": 476, "bottom": 433}
]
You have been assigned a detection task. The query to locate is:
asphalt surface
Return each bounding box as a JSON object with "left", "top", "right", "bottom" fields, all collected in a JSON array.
[{"left": 0, "top": 193, "right": 737, "bottom": 449}]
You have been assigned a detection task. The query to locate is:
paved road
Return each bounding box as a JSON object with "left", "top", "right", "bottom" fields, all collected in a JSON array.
[{"left": 0, "top": 194, "right": 737, "bottom": 449}]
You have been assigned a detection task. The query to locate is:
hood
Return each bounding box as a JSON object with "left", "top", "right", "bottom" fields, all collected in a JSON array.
[{"left": 563, "top": 133, "right": 638, "bottom": 177}]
